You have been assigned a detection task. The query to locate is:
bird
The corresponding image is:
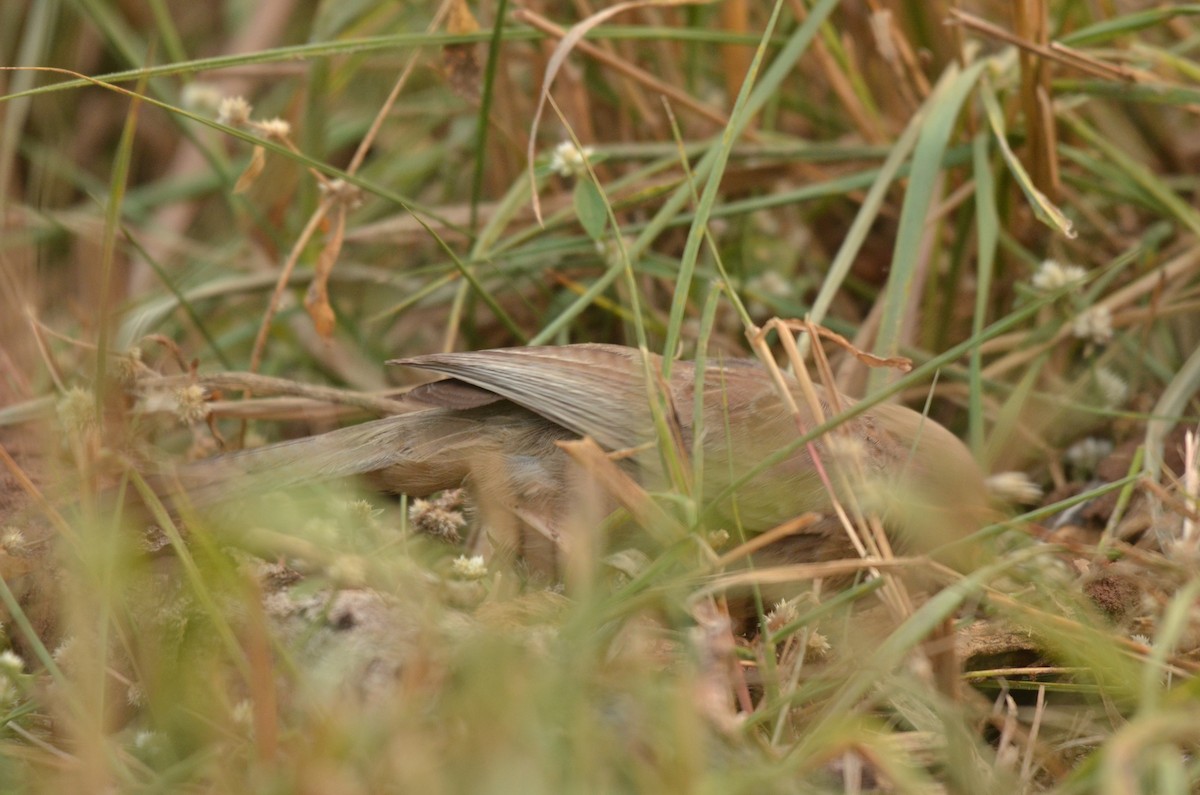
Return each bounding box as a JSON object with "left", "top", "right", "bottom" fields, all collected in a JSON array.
[{"left": 172, "top": 343, "right": 993, "bottom": 591}]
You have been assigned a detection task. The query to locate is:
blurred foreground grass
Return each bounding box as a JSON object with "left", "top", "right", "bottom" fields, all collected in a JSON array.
[{"left": 3, "top": 0, "right": 1200, "bottom": 792}]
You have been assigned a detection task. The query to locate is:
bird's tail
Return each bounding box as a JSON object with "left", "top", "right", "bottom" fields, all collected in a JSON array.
[{"left": 162, "top": 410, "right": 459, "bottom": 509}]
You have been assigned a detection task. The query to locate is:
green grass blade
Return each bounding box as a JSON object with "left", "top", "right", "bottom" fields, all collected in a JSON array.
[
  {"left": 969, "top": 133, "right": 999, "bottom": 457},
  {"left": 868, "top": 57, "right": 989, "bottom": 392}
]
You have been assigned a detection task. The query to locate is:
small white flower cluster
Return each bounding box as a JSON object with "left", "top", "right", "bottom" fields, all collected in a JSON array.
[
  {"left": 1030, "top": 259, "right": 1117, "bottom": 346},
  {"left": 985, "top": 471, "right": 1043, "bottom": 504},
  {"left": 764, "top": 600, "right": 830, "bottom": 660},
  {"left": 1031, "top": 259, "right": 1087, "bottom": 292},
  {"left": 215, "top": 95, "right": 291, "bottom": 140},
  {"left": 344, "top": 499, "right": 383, "bottom": 524},
  {"left": 56, "top": 386, "right": 97, "bottom": 436},
  {"left": 0, "top": 650, "right": 24, "bottom": 707},
  {"left": 765, "top": 598, "right": 798, "bottom": 634},
  {"left": 0, "top": 650, "right": 23, "bottom": 676},
  {"left": 1071, "top": 306, "right": 1113, "bottom": 345},
  {"left": 231, "top": 698, "right": 255, "bottom": 727},
  {"left": 113, "top": 346, "right": 144, "bottom": 385},
  {"left": 134, "top": 383, "right": 211, "bottom": 427},
  {"left": 451, "top": 554, "right": 488, "bottom": 580},
  {"left": 549, "top": 140, "right": 594, "bottom": 179},
  {"left": 1, "top": 526, "right": 27, "bottom": 554},
  {"left": 319, "top": 178, "right": 365, "bottom": 210},
  {"left": 1094, "top": 366, "right": 1129, "bottom": 407},
  {"left": 804, "top": 630, "right": 832, "bottom": 660},
  {"left": 216, "top": 95, "right": 252, "bottom": 127},
  {"left": 173, "top": 383, "right": 209, "bottom": 425},
  {"left": 125, "top": 682, "right": 146, "bottom": 707}
]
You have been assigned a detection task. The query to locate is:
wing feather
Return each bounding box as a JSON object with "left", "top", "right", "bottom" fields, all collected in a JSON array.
[{"left": 391, "top": 344, "right": 661, "bottom": 450}]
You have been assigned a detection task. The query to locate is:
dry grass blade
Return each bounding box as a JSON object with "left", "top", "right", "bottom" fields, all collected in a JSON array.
[
  {"left": 557, "top": 436, "right": 685, "bottom": 546},
  {"left": 136, "top": 371, "right": 410, "bottom": 416},
  {"left": 520, "top": 0, "right": 720, "bottom": 223},
  {"left": 701, "top": 555, "right": 923, "bottom": 593},
  {"left": 775, "top": 317, "right": 914, "bottom": 373},
  {"left": 713, "top": 512, "right": 824, "bottom": 567},
  {"left": 750, "top": 319, "right": 914, "bottom": 621},
  {"left": 949, "top": 8, "right": 1137, "bottom": 82},
  {"left": 246, "top": 194, "right": 336, "bottom": 375},
  {"left": 1182, "top": 427, "right": 1200, "bottom": 546},
  {"left": 1014, "top": 0, "right": 1059, "bottom": 200},
  {"left": 515, "top": 8, "right": 732, "bottom": 131}
]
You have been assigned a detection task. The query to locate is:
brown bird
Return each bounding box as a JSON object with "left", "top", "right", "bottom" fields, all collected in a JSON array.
[{"left": 175, "top": 344, "right": 992, "bottom": 585}]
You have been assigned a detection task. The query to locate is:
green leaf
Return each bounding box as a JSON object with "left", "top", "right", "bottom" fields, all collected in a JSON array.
[{"left": 574, "top": 179, "right": 608, "bottom": 242}]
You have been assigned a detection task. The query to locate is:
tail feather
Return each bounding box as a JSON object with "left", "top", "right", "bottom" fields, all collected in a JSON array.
[{"left": 168, "top": 411, "right": 457, "bottom": 508}]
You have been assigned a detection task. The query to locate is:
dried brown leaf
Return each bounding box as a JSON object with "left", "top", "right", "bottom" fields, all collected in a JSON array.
[
  {"left": 233, "top": 145, "right": 266, "bottom": 194},
  {"left": 304, "top": 206, "right": 347, "bottom": 338}
]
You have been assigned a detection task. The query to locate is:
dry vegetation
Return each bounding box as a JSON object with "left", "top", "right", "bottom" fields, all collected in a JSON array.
[{"left": 3, "top": 0, "right": 1200, "bottom": 792}]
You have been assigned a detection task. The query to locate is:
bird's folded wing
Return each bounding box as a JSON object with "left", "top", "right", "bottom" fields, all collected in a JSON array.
[{"left": 390, "top": 344, "right": 660, "bottom": 451}]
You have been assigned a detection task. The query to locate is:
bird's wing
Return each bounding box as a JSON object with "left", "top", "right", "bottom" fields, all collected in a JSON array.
[
  {"left": 406, "top": 378, "right": 506, "bottom": 410},
  {"left": 390, "top": 344, "right": 662, "bottom": 450}
]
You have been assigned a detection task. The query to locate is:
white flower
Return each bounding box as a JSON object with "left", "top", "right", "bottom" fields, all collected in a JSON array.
[
  {"left": 256, "top": 117, "right": 291, "bottom": 140},
  {"left": 549, "top": 140, "right": 594, "bottom": 178},
  {"left": 451, "top": 554, "right": 487, "bottom": 580},
  {"left": 56, "top": 387, "right": 97, "bottom": 435},
  {"left": 1031, "top": 259, "right": 1087, "bottom": 292},
  {"left": 344, "top": 499, "right": 382, "bottom": 524},
  {"left": 173, "top": 384, "right": 209, "bottom": 425},
  {"left": 985, "top": 471, "right": 1043, "bottom": 504},
  {"left": 1, "top": 527, "right": 26, "bottom": 553},
  {"left": 765, "top": 599, "right": 798, "bottom": 633},
  {"left": 319, "top": 179, "right": 364, "bottom": 209},
  {"left": 231, "top": 699, "right": 254, "bottom": 726},
  {"left": 805, "top": 630, "right": 831, "bottom": 660},
  {"left": 0, "top": 650, "right": 23, "bottom": 675},
  {"left": 113, "top": 347, "right": 144, "bottom": 385},
  {"left": 1071, "top": 306, "right": 1113, "bottom": 344},
  {"left": 216, "top": 95, "right": 252, "bottom": 126},
  {"left": 1095, "top": 367, "right": 1129, "bottom": 408}
]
